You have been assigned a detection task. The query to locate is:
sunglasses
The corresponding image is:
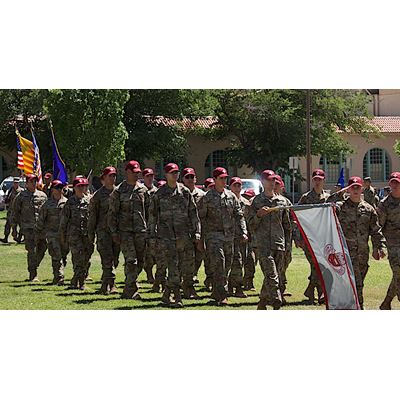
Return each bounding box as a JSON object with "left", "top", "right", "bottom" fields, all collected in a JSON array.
[{"left": 184, "top": 175, "right": 195, "bottom": 179}]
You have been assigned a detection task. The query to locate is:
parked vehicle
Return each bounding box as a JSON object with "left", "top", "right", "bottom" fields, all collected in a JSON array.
[
  {"left": 0, "top": 176, "right": 26, "bottom": 211},
  {"left": 240, "top": 179, "right": 263, "bottom": 195}
]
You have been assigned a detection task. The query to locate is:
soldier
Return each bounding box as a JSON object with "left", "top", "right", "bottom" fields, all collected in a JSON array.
[
  {"left": 335, "top": 177, "right": 386, "bottom": 309},
  {"left": 12, "top": 174, "right": 47, "bottom": 281},
  {"left": 142, "top": 168, "right": 158, "bottom": 284},
  {"left": 202, "top": 177, "right": 215, "bottom": 290},
  {"left": 60, "top": 177, "right": 93, "bottom": 290},
  {"left": 36, "top": 180, "right": 68, "bottom": 285},
  {"left": 88, "top": 167, "right": 120, "bottom": 295},
  {"left": 377, "top": 172, "right": 400, "bottom": 310},
  {"left": 43, "top": 172, "right": 53, "bottom": 197},
  {"left": 274, "top": 175, "right": 293, "bottom": 298},
  {"left": 0, "top": 177, "right": 23, "bottom": 243},
  {"left": 228, "top": 176, "right": 249, "bottom": 298},
  {"left": 247, "top": 170, "right": 290, "bottom": 310},
  {"left": 108, "top": 160, "right": 149, "bottom": 300},
  {"left": 148, "top": 163, "right": 201, "bottom": 307},
  {"left": 363, "top": 177, "right": 378, "bottom": 208},
  {"left": 327, "top": 184, "right": 348, "bottom": 203},
  {"left": 182, "top": 167, "right": 205, "bottom": 285},
  {"left": 197, "top": 167, "right": 248, "bottom": 306},
  {"left": 297, "top": 169, "right": 330, "bottom": 304},
  {"left": 242, "top": 188, "right": 257, "bottom": 291}
]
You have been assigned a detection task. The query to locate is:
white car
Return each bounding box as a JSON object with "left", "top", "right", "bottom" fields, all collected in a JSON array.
[
  {"left": 240, "top": 178, "right": 263, "bottom": 195},
  {"left": 0, "top": 176, "right": 26, "bottom": 211}
]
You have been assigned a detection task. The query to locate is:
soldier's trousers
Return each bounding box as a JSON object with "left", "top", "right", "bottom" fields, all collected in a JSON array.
[
  {"left": 229, "top": 239, "right": 246, "bottom": 288},
  {"left": 303, "top": 246, "right": 322, "bottom": 297},
  {"left": 206, "top": 234, "right": 234, "bottom": 302},
  {"left": 69, "top": 234, "right": 94, "bottom": 285},
  {"left": 258, "top": 246, "right": 283, "bottom": 307},
  {"left": 386, "top": 246, "right": 400, "bottom": 301},
  {"left": 281, "top": 242, "right": 293, "bottom": 290},
  {"left": 153, "top": 240, "right": 167, "bottom": 285},
  {"left": 24, "top": 229, "right": 47, "bottom": 275},
  {"left": 143, "top": 243, "right": 156, "bottom": 278},
  {"left": 193, "top": 246, "right": 204, "bottom": 278},
  {"left": 348, "top": 247, "right": 369, "bottom": 307},
  {"left": 244, "top": 244, "right": 257, "bottom": 284},
  {"left": 120, "top": 231, "right": 146, "bottom": 296},
  {"left": 97, "top": 230, "right": 120, "bottom": 284},
  {"left": 158, "top": 237, "right": 194, "bottom": 291},
  {"left": 47, "top": 234, "right": 68, "bottom": 281},
  {"left": 4, "top": 210, "right": 19, "bottom": 239}
]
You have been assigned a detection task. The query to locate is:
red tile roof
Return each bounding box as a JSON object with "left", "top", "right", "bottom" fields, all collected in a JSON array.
[{"left": 368, "top": 116, "right": 400, "bottom": 133}]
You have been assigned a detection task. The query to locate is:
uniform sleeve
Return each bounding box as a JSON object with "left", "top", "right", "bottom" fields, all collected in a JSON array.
[
  {"left": 188, "top": 192, "right": 201, "bottom": 239},
  {"left": 370, "top": 208, "right": 386, "bottom": 250},
  {"left": 59, "top": 201, "right": 71, "bottom": 236},
  {"left": 233, "top": 196, "right": 247, "bottom": 236},
  {"left": 197, "top": 194, "right": 208, "bottom": 222},
  {"left": 88, "top": 194, "right": 98, "bottom": 237},
  {"left": 298, "top": 193, "right": 306, "bottom": 205},
  {"left": 11, "top": 192, "right": 22, "bottom": 226},
  {"left": 36, "top": 203, "right": 47, "bottom": 233},
  {"left": 107, "top": 189, "right": 120, "bottom": 235},
  {"left": 247, "top": 198, "right": 262, "bottom": 231},
  {"left": 143, "top": 190, "right": 151, "bottom": 222},
  {"left": 147, "top": 194, "right": 159, "bottom": 239},
  {"left": 376, "top": 200, "right": 386, "bottom": 228}
]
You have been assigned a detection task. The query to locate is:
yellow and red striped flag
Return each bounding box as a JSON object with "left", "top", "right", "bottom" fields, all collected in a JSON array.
[{"left": 15, "top": 129, "right": 35, "bottom": 175}]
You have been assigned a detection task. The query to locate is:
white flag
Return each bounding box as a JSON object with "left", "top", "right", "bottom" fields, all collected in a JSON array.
[{"left": 291, "top": 204, "right": 360, "bottom": 310}]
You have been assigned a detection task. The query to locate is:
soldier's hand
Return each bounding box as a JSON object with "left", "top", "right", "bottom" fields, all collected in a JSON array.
[
  {"left": 257, "top": 207, "right": 271, "bottom": 218},
  {"left": 379, "top": 249, "right": 386, "bottom": 259},
  {"left": 240, "top": 234, "right": 248, "bottom": 243},
  {"left": 112, "top": 233, "right": 121, "bottom": 245},
  {"left": 373, "top": 248, "right": 386, "bottom": 260}
]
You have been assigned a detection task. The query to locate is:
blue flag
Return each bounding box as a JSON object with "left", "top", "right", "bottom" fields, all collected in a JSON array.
[
  {"left": 51, "top": 131, "right": 68, "bottom": 184},
  {"left": 337, "top": 167, "right": 345, "bottom": 188}
]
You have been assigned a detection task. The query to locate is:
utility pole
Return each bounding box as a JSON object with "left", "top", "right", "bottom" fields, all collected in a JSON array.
[{"left": 306, "top": 89, "right": 312, "bottom": 191}]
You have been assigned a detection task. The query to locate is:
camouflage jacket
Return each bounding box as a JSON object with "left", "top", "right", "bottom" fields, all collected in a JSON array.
[
  {"left": 197, "top": 188, "right": 247, "bottom": 241},
  {"left": 5, "top": 186, "right": 23, "bottom": 207},
  {"left": 190, "top": 186, "right": 205, "bottom": 205},
  {"left": 247, "top": 192, "right": 291, "bottom": 251},
  {"left": 327, "top": 191, "right": 348, "bottom": 203},
  {"left": 36, "top": 196, "right": 67, "bottom": 237},
  {"left": 148, "top": 183, "right": 201, "bottom": 240},
  {"left": 108, "top": 180, "right": 149, "bottom": 234},
  {"left": 377, "top": 194, "right": 400, "bottom": 247},
  {"left": 145, "top": 184, "right": 158, "bottom": 197},
  {"left": 234, "top": 194, "right": 250, "bottom": 238},
  {"left": 12, "top": 189, "right": 48, "bottom": 230},
  {"left": 363, "top": 186, "right": 378, "bottom": 208},
  {"left": 298, "top": 188, "right": 330, "bottom": 205},
  {"left": 59, "top": 194, "right": 91, "bottom": 237},
  {"left": 88, "top": 185, "right": 114, "bottom": 235},
  {"left": 336, "top": 198, "right": 385, "bottom": 251}
]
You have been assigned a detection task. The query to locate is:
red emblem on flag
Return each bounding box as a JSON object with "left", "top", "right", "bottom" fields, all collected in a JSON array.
[{"left": 324, "top": 244, "right": 346, "bottom": 276}]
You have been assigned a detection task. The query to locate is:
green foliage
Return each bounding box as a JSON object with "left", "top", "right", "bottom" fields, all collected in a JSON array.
[{"left": 44, "top": 90, "right": 130, "bottom": 175}]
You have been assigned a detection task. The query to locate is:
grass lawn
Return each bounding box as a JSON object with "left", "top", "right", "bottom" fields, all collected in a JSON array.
[{"left": 0, "top": 210, "right": 397, "bottom": 310}]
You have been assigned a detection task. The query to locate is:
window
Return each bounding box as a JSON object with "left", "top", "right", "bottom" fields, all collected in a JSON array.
[
  {"left": 319, "top": 155, "right": 345, "bottom": 183},
  {"left": 363, "top": 148, "right": 390, "bottom": 181},
  {"left": 204, "top": 150, "right": 237, "bottom": 178}
]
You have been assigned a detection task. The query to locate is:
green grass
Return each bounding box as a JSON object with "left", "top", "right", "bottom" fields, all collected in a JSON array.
[{"left": 0, "top": 210, "right": 397, "bottom": 310}]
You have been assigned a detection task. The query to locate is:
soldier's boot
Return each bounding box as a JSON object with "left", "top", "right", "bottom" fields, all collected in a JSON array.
[
  {"left": 379, "top": 296, "right": 392, "bottom": 310},
  {"left": 29, "top": 270, "right": 39, "bottom": 282},
  {"left": 317, "top": 286, "right": 325, "bottom": 305},
  {"left": 304, "top": 282, "right": 315, "bottom": 303},
  {"left": 0, "top": 235, "right": 9, "bottom": 243},
  {"left": 78, "top": 276, "right": 86, "bottom": 291},
  {"left": 62, "top": 257, "right": 67, "bottom": 268},
  {"left": 145, "top": 267, "right": 155, "bottom": 284},
  {"left": 151, "top": 280, "right": 162, "bottom": 293},
  {"left": 248, "top": 278, "right": 256, "bottom": 291},
  {"left": 69, "top": 274, "right": 79, "bottom": 289},
  {"left": 57, "top": 277, "right": 65, "bottom": 286},
  {"left": 172, "top": 289, "right": 183, "bottom": 308},
  {"left": 99, "top": 281, "right": 110, "bottom": 295},
  {"left": 235, "top": 286, "right": 248, "bottom": 298},
  {"left": 109, "top": 279, "right": 118, "bottom": 294},
  {"left": 257, "top": 299, "right": 268, "bottom": 310},
  {"left": 121, "top": 286, "right": 141, "bottom": 300},
  {"left": 204, "top": 277, "right": 213, "bottom": 292},
  {"left": 227, "top": 282, "right": 234, "bottom": 297},
  {"left": 183, "top": 284, "right": 200, "bottom": 300},
  {"left": 161, "top": 287, "right": 172, "bottom": 305}
]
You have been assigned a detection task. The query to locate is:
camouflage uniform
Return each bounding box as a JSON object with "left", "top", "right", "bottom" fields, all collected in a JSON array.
[
  {"left": 327, "top": 191, "right": 347, "bottom": 203},
  {"left": 190, "top": 187, "right": 205, "bottom": 281},
  {"left": 229, "top": 195, "right": 250, "bottom": 295},
  {"left": 12, "top": 189, "right": 47, "bottom": 280},
  {"left": 363, "top": 186, "right": 378, "bottom": 208},
  {"left": 143, "top": 184, "right": 158, "bottom": 283},
  {"left": 247, "top": 192, "right": 291, "bottom": 308},
  {"left": 36, "top": 196, "right": 68, "bottom": 284},
  {"left": 147, "top": 183, "right": 201, "bottom": 301},
  {"left": 197, "top": 188, "right": 247, "bottom": 302},
  {"left": 88, "top": 185, "right": 120, "bottom": 292},
  {"left": 60, "top": 194, "right": 93, "bottom": 289},
  {"left": 298, "top": 189, "right": 330, "bottom": 300},
  {"left": 377, "top": 194, "right": 400, "bottom": 302},
  {"left": 336, "top": 198, "right": 385, "bottom": 308},
  {"left": 280, "top": 196, "right": 293, "bottom": 293},
  {"left": 108, "top": 180, "right": 149, "bottom": 298},
  {"left": 243, "top": 199, "right": 258, "bottom": 290},
  {"left": 3, "top": 185, "right": 23, "bottom": 241}
]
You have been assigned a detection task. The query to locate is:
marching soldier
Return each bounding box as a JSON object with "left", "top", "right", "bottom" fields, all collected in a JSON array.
[
  {"left": 108, "top": 160, "right": 149, "bottom": 300},
  {"left": 297, "top": 169, "right": 330, "bottom": 304},
  {"left": 0, "top": 177, "right": 23, "bottom": 243},
  {"left": 88, "top": 167, "right": 120, "bottom": 295},
  {"left": 228, "top": 176, "right": 249, "bottom": 297},
  {"left": 182, "top": 167, "right": 205, "bottom": 284},
  {"left": 202, "top": 177, "right": 215, "bottom": 290},
  {"left": 335, "top": 176, "right": 386, "bottom": 309},
  {"left": 377, "top": 172, "right": 400, "bottom": 310},
  {"left": 197, "top": 167, "right": 248, "bottom": 306},
  {"left": 247, "top": 170, "right": 290, "bottom": 310},
  {"left": 43, "top": 172, "right": 53, "bottom": 197},
  {"left": 363, "top": 177, "right": 379, "bottom": 208},
  {"left": 12, "top": 174, "right": 47, "bottom": 281},
  {"left": 36, "top": 180, "right": 68, "bottom": 285},
  {"left": 148, "top": 163, "right": 201, "bottom": 307}
]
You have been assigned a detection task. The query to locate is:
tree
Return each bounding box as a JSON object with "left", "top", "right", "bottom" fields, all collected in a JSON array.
[
  {"left": 44, "top": 89, "right": 130, "bottom": 175},
  {"left": 198, "top": 89, "right": 380, "bottom": 174}
]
